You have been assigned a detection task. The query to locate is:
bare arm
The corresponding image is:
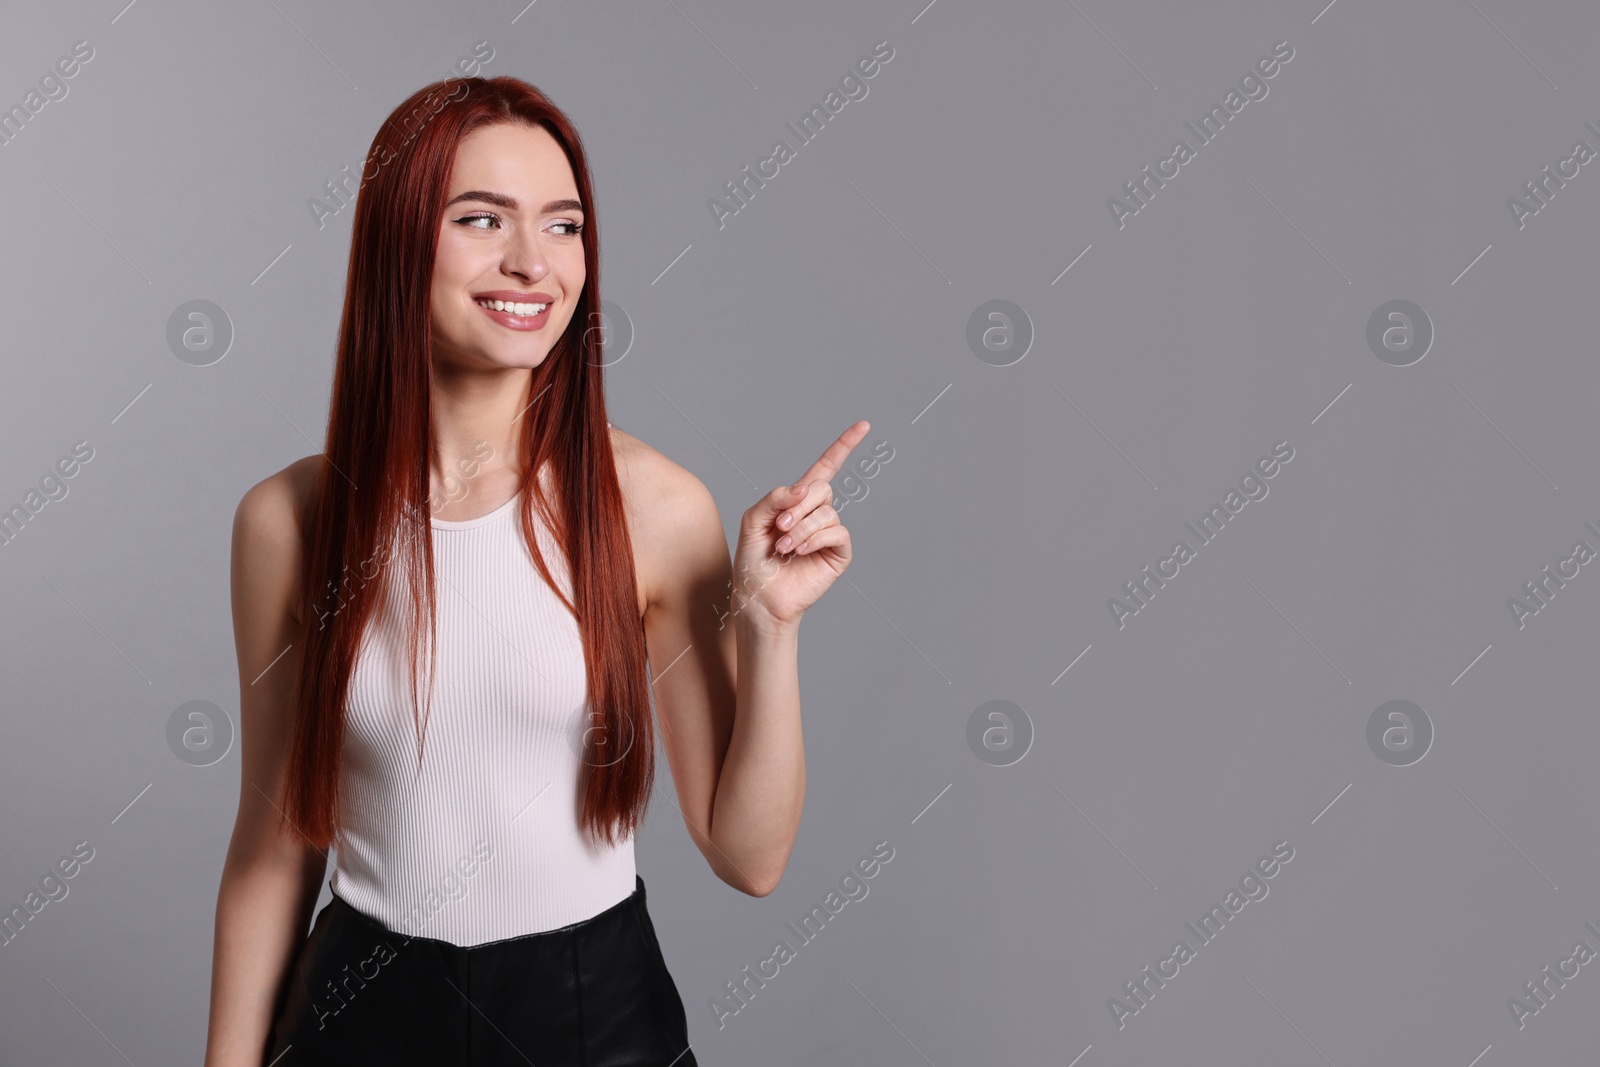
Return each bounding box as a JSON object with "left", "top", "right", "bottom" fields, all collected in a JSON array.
[
  {"left": 640, "top": 423, "right": 867, "bottom": 896},
  {"left": 202, "top": 469, "right": 330, "bottom": 1067},
  {"left": 638, "top": 461, "right": 804, "bottom": 898}
]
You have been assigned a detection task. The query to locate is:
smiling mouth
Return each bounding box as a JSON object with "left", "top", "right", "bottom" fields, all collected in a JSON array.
[{"left": 475, "top": 297, "right": 550, "bottom": 316}]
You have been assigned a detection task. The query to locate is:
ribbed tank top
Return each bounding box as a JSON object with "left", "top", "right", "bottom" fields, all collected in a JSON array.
[{"left": 328, "top": 484, "right": 635, "bottom": 946}]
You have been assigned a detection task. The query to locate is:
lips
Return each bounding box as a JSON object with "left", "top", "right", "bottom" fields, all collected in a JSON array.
[
  {"left": 476, "top": 300, "right": 551, "bottom": 331},
  {"left": 473, "top": 291, "right": 555, "bottom": 331},
  {"left": 474, "top": 290, "right": 555, "bottom": 307}
]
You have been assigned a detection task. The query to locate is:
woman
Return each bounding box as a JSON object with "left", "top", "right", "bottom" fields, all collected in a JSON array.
[{"left": 201, "top": 75, "right": 867, "bottom": 1066}]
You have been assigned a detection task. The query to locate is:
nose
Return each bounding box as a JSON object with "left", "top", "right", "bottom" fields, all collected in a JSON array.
[{"left": 499, "top": 226, "right": 549, "bottom": 282}]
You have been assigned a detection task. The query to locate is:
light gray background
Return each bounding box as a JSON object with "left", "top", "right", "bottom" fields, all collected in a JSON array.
[{"left": 3, "top": 0, "right": 1598, "bottom": 1063}]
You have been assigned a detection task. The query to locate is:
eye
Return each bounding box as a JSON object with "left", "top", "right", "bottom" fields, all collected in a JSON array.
[
  {"left": 456, "top": 212, "right": 500, "bottom": 230},
  {"left": 550, "top": 219, "right": 584, "bottom": 236}
]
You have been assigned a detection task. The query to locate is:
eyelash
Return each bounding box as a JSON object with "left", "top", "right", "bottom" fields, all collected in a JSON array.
[{"left": 456, "top": 212, "right": 584, "bottom": 236}]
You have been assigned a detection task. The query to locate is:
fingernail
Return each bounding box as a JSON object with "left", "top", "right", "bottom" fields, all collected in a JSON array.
[{"left": 792, "top": 482, "right": 806, "bottom": 494}]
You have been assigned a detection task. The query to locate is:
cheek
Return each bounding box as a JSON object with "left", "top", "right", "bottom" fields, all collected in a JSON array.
[
  {"left": 431, "top": 242, "right": 488, "bottom": 314},
  {"left": 433, "top": 234, "right": 480, "bottom": 283},
  {"left": 560, "top": 250, "right": 586, "bottom": 290},
  {"left": 429, "top": 275, "right": 466, "bottom": 327}
]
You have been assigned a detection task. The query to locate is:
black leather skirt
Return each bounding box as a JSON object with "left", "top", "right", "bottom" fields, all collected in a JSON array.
[{"left": 265, "top": 874, "right": 697, "bottom": 1066}]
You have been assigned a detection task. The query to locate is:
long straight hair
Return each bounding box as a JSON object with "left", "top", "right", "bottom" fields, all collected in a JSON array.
[{"left": 279, "top": 76, "right": 653, "bottom": 850}]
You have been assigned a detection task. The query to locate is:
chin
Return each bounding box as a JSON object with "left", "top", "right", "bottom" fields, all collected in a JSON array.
[{"left": 488, "top": 347, "right": 555, "bottom": 370}]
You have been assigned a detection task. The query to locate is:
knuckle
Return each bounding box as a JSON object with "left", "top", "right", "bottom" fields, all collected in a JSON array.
[{"left": 807, "top": 507, "right": 834, "bottom": 531}]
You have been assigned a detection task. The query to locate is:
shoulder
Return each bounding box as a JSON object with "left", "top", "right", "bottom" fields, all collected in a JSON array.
[
  {"left": 234, "top": 454, "right": 321, "bottom": 543},
  {"left": 609, "top": 425, "right": 710, "bottom": 513},
  {"left": 232, "top": 454, "right": 323, "bottom": 625},
  {"left": 609, "top": 425, "right": 726, "bottom": 609}
]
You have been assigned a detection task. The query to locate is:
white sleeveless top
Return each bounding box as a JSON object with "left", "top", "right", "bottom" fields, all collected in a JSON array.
[{"left": 329, "top": 484, "right": 636, "bottom": 946}]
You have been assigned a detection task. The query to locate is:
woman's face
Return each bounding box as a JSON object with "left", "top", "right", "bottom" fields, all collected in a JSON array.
[{"left": 430, "top": 121, "right": 586, "bottom": 372}]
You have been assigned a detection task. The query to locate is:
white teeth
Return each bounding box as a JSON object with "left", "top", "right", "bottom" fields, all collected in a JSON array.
[{"left": 477, "top": 298, "right": 549, "bottom": 315}]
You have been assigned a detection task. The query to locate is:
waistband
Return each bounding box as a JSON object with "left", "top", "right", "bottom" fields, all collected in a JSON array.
[{"left": 326, "top": 873, "right": 647, "bottom": 951}]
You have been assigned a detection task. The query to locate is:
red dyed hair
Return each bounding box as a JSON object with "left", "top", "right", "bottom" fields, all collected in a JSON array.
[{"left": 279, "top": 76, "right": 653, "bottom": 850}]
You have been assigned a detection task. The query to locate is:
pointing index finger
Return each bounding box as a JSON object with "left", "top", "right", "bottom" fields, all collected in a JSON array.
[{"left": 795, "top": 420, "right": 872, "bottom": 489}]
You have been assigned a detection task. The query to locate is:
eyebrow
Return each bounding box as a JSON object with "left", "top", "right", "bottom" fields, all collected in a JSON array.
[{"left": 445, "top": 191, "right": 584, "bottom": 214}]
